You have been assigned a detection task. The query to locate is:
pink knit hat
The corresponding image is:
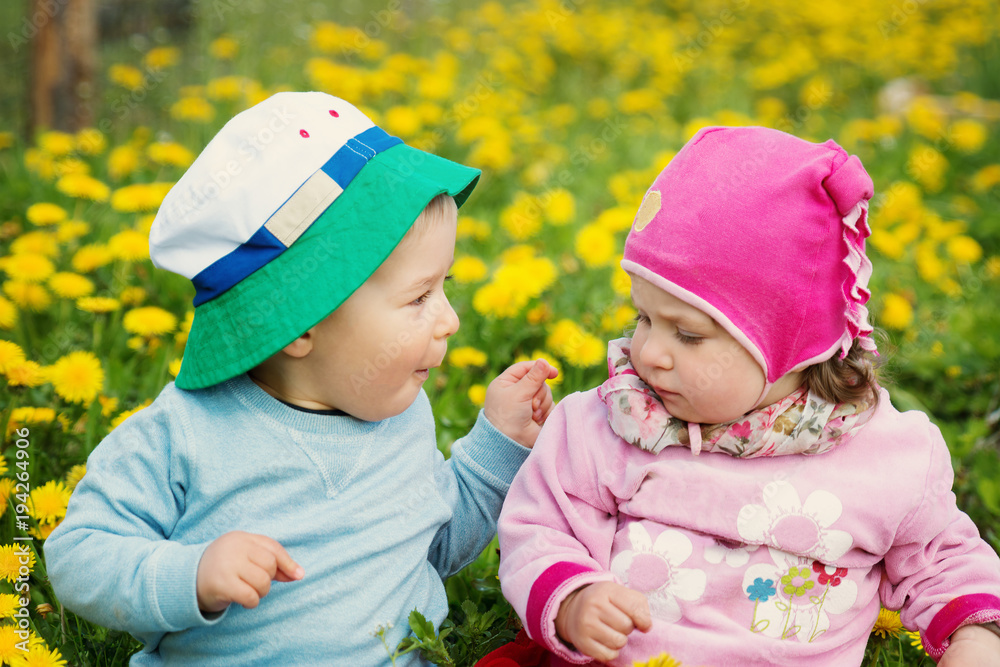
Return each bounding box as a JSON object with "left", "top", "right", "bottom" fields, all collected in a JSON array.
[{"left": 623, "top": 126, "right": 876, "bottom": 396}]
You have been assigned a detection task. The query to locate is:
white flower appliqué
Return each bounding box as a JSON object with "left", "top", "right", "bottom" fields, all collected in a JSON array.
[
  {"left": 736, "top": 481, "right": 853, "bottom": 561},
  {"left": 610, "top": 522, "right": 706, "bottom": 623}
]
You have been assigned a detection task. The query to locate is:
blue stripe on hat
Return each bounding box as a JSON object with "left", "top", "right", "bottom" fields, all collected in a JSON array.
[
  {"left": 190, "top": 126, "right": 403, "bottom": 307},
  {"left": 192, "top": 226, "right": 285, "bottom": 305}
]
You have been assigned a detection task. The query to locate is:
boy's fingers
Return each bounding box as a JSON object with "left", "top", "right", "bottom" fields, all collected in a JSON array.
[
  {"left": 253, "top": 535, "right": 305, "bottom": 581},
  {"left": 231, "top": 579, "right": 263, "bottom": 609}
]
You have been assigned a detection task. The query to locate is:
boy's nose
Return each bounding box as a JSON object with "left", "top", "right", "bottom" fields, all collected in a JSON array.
[{"left": 435, "top": 297, "right": 460, "bottom": 339}]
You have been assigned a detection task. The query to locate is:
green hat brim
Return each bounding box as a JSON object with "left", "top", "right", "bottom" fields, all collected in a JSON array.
[{"left": 174, "top": 143, "right": 480, "bottom": 390}]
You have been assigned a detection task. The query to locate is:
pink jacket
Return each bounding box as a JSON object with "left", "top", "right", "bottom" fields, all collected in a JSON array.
[{"left": 498, "top": 387, "right": 1000, "bottom": 666}]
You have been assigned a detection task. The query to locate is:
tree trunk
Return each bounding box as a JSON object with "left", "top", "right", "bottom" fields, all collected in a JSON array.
[{"left": 29, "top": 0, "right": 98, "bottom": 135}]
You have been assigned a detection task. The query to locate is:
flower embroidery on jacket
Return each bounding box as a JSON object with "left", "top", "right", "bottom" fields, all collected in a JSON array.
[
  {"left": 703, "top": 540, "right": 758, "bottom": 568},
  {"left": 742, "top": 549, "right": 858, "bottom": 642},
  {"left": 736, "top": 481, "right": 853, "bottom": 561},
  {"left": 610, "top": 522, "right": 706, "bottom": 623}
]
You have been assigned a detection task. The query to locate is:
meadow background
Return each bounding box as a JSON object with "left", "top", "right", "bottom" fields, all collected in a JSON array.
[{"left": 1, "top": 0, "right": 999, "bottom": 664}]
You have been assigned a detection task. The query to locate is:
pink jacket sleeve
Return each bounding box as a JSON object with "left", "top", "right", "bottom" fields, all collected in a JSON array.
[
  {"left": 497, "top": 392, "right": 626, "bottom": 663},
  {"left": 879, "top": 416, "right": 1000, "bottom": 660}
]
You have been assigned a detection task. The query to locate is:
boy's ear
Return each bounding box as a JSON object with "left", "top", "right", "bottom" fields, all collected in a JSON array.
[{"left": 281, "top": 329, "right": 315, "bottom": 359}]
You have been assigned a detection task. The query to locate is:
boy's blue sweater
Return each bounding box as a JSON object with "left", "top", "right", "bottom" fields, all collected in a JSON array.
[{"left": 44, "top": 374, "right": 529, "bottom": 665}]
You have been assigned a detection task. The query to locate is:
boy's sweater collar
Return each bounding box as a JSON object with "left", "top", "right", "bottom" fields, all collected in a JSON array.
[{"left": 218, "top": 373, "right": 400, "bottom": 437}]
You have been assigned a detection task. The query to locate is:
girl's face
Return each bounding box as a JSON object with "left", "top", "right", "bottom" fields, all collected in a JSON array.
[{"left": 629, "top": 275, "right": 802, "bottom": 424}]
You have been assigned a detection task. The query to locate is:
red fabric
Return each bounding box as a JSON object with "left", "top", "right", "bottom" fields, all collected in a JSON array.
[{"left": 474, "top": 630, "right": 549, "bottom": 667}]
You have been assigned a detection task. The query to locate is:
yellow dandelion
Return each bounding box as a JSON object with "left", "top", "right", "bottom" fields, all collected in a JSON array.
[
  {"left": 37, "top": 131, "right": 76, "bottom": 156},
  {"left": 2, "top": 253, "right": 55, "bottom": 283},
  {"left": 906, "top": 630, "right": 926, "bottom": 654},
  {"left": 383, "top": 106, "right": 423, "bottom": 138},
  {"left": 174, "top": 310, "right": 194, "bottom": 346},
  {"left": 71, "top": 244, "right": 114, "bottom": 272},
  {"left": 76, "top": 127, "right": 107, "bottom": 155},
  {"left": 949, "top": 119, "right": 987, "bottom": 153},
  {"left": 467, "top": 384, "right": 487, "bottom": 406},
  {"left": 871, "top": 607, "right": 903, "bottom": 639},
  {"left": 880, "top": 293, "right": 914, "bottom": 330},
  {"left": 0, "top": 593, "right": 21, "bottom": 619},
  {"left": 500, "top": 193, "right": 543, "bottom": 241},
  {"left": 111, "top": 399, "right": 152, "bottom": 430},
  {"left": 6, "top": 361, "right": 45, "bottom": 388},
  {"left": 0, "top": 624, "right": 24, "bottom": 665},
  {"left": 209, "top": 35, "right": 240, "bottom": 59},
  {"left": 611, "top": 265, "right": 631, "bottom": 298},
  {"left": 98, "top": 395, "right": 119, "bottom": 417},
  {"left": 147, "top": 141, "right": 195, "bottom": 168},
  {"left": 77, "top": 296, "right": 121, "bottom": 313},
  {"left": 542, "top": 189, "right": 575, "bottom": 226},
  {"left": 451, "top": 256, "right": 488, "bottom": 284},
  {"left": 108, "top": 144, "right": 141, "bottom": 180},
  {"left": 0, "top": 131, "right": 14, "bottom": 150},
  {"left": 56, "top": 219, "right": 90, "bottom": 242},
  {"left": 145, "top": 46, "right": 180, "bottom": 70},
  {"left": 602, "top": 303, "right": 638, "bottom": 334},
  {"left": 0, "top": 456, "right": 5, "bottom": 476},
  {"left": 575, "top": 223, "right": 618, "bottom": 268},
  {"left": 65, "top": 463, "right": 87, "bottom": 491},
  {"left": 108, "top": 229, "right": 149, "bottom": 261},
  {"left": 547, "top": 319, "right": 605, "bottom": 368},
  {"left": 119, "top": 286, "right": 147, "bottom": 306},
  {"left": 5, "top": 407, "right": 57, "bottom": 435},
  {"left": 54, "top": 157, "right": 89, "bottom": 177},
  {"left": 24, "top": 148, "right": 56, "bottom": 180},
  {"left": 907, "top": 144, "right": 948, "bottom": 193},
  {"left": 28, "top": 480, "right": 72, "bottom": 525},
  {"left": 0, "top": 478, "right": 14, "bottom": 515},
  {"left": 123, "top": 306, "right": 178, "bottom": 337},
  {"left": 632, "top": 652, "right": 683, "bottom": 667},
  {"left": 48, "top": 272, "right": 95, "bottom": 299},
  {"left": 171, "top": 97, "right": 215, "bottom": 123},
  {"left": 168, "top": 357, "right": 182, "bottom": 377},
  {"left": 108, "top": 63, "right": 145, "bottom": 90},
  {"left": 55, "top": 173, "right": 110, "bottom": 201},
  {"left": 0, "top": 296, "right": 16, "bottom": 329},
  {"left": 0, "top": 340, "right": 26, "bottom": 374},
  {"left": 456, "top": 216, "right": 491, "bottom": 241},
  {"left": 25, "top": 203, "right": 67, "bottom": 226},
  {"left": 110, "top": 182, "right": 173, "bottom": 212},
  {"left": 31, "top": 521, "right": 61, "bottom": 540},
  {"left": 0, "top": 543, "right": 35, "bottom": 583},
  {"left": 946, "top": 365, "right": 962, "bottom": 378},
  {"left": 448, "top": 347, "right": 488, "bottom": 368},
  {"left": 11, "top": 231, "right": 59, "bottom": 257},
  {"left": 47, "top": 350, "right": 105, "bottom": 405},
  {"left": 10, "top": 638, "right": 68, "bottom": 666},
  {"left": 3, "top": 281, "right": 51, "bottom": 311},
  {"left": 946, "top": 235, "right": 983, "bottom": 264}
]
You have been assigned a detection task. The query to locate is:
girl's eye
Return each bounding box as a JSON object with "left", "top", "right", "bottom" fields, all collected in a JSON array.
[{"left": 675, "top": 330, "right": 704, "bottom": 345}]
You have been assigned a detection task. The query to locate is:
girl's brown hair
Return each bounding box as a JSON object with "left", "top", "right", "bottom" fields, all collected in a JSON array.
[{"left": 801, "top": 331, "right": 887, "bottom": 409}]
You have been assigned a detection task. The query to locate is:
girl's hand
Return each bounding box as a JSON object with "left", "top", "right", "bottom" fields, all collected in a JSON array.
[
  {"left": 555, "top": 582, "right": 652, "bottom": 662},
  {"left": 939, "top": 624, "right": 1000, "bottom": 666},
  {"left": 484, "top": 359, "right": 559, "bottom": 448},
  {"left": 196, "top": 531, "right": 304, "bottom": 613}
]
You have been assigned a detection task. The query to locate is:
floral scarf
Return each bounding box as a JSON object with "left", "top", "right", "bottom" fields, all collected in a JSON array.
[{"left": 596, "top": 338, "right": 874, "bottom": 458}]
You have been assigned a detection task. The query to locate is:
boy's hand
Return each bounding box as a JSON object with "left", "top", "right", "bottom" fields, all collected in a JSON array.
[
  {"left": 555, "top": 582, "right": 652, "bottom": 662},
  {"left": 484, "top": 359, "right": 559, "bottom": 448},
  {"left": 939, "top": 624, "right": 1000, "bottom": 666},
  {"left": 196, "top": 531, "right": 304, "bottom": 613}
]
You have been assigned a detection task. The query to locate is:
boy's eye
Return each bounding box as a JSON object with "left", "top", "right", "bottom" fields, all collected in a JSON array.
[
  {"left": 634, "top": 313, "right": 650, "bottom": 325},
  {"left": 411, "top": 291, "right": 432, "bottom": 306}
]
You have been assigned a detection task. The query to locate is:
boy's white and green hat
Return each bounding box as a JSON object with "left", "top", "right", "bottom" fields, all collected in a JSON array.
[{"left": 150, "top": 92, "right": 480, "bottom": 390}]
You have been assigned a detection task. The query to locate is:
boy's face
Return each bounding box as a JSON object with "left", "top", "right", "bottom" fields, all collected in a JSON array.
[{"left": 301, "top": 213, "right": 460, "bottom": 420}]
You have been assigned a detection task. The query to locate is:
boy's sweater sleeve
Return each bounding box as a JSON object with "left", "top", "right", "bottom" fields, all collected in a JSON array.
[
  {"left": 43, "top": 395, "right": 223, "bottom": 643},
  {"left": 497, "top": 394, "right": 622, "bottom": 663},
  {"left": 879, "top": 416, "right": 1000, "bottom": 660},
  {"left": 427, "top": 409, "right": 532, "bottom": 578}
]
